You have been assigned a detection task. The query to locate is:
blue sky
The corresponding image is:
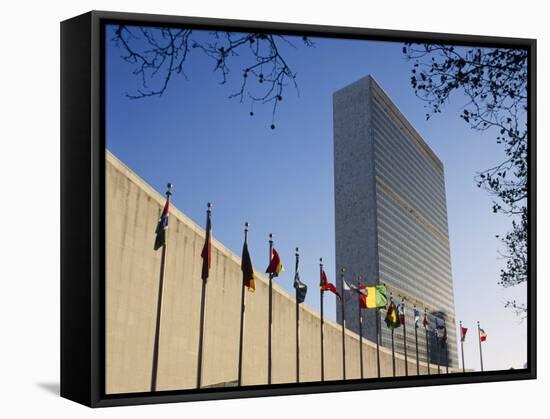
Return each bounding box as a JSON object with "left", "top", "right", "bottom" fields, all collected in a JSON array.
[{"left": 105, "top": 25, "right": 527, "bottom": 371}]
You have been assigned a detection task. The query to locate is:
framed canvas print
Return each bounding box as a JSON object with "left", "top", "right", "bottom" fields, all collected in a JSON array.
[{"left": 60, "top": 10, "right": 536, "bottom": 407}]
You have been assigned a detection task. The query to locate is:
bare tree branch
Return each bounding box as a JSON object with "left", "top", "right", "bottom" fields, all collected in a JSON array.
[{"left": 111, "top": 26, "right": 314, "bottom": 128}]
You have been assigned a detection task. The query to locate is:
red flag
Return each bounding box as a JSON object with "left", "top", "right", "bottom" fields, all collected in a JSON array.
[
  {"left": 265, "top": 248, "right": 283, "bottom": 277},
  {"left": 319, "top": 269, "right": 341, "bottom": 300},
  {"left": 320, "top": 269, "right": 328, "bottom": 288},
  {"left": 479, "top": 328, "right": 487, "bottom": 342},
  {"left": 201, "top": 210, "right": 212, "bottom": 280},
  {"left": 398, "top": 303, "right": 405, "bottom": 325},
  {"left": 422, "top": 313, "right": 429, "bottom": 328},
  {"left": 461, "top": 326, "right": 468, "bottom": 342},
  {"left": 358, "top": 285, "right": 368, "bottom": 309},
  {"left": 359, "top": 294, "right": 367, "bottom": 309}
]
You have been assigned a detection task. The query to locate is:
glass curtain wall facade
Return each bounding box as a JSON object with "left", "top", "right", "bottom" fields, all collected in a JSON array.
[{"left": 333, "top": 75, "right": 458, "bottom": 369}]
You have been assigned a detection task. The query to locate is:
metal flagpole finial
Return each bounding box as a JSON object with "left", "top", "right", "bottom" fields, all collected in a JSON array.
[
  {"left": 244, "top": 221, "right": 249, "bottom": 230},
  {"left": 207, "top": 202, "right": 212, "bottom": 211},
  {"left": 269, "top": 233, "right": 273, "bottom": 242},
  {"left": 319, "top": 257, "right": 323, "bottom": 267},
  {"left": 340, "top": 267, "right": 345, "bottom": 275},
  {"left": 295, "top": 247, "right": 299, "bottom": 255}
]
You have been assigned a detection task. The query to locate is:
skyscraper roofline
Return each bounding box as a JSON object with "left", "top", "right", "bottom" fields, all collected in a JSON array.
[{"left": 334, "top": 74, "right": 444, "bottom": 173}]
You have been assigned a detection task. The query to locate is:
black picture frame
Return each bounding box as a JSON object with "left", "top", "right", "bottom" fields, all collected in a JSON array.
[{"left": 60, "top": 10, "right": 537, "bottom": 407}]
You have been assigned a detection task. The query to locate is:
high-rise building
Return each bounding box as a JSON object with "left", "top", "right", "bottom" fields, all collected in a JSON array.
[{"left": 333, "top": 75, "right": 458, "bottom": 368}]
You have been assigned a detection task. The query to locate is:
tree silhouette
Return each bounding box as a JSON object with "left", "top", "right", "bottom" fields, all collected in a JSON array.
[
  {"left": 111, "top": 25, "right": 314, "bottom": 128},
  {"left": 402, "top": 44, "right": 528, "bottom": 314}
]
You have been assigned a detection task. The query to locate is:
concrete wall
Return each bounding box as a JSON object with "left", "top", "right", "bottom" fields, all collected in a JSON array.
[{"left": 106, "top": 151, "right": 458, "bottom": 394}]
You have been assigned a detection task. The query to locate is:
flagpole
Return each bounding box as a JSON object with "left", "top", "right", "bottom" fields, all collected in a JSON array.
[
  {"left": 390, "top": 293, "right": 395, "bottom": 377},
  {"left": 151, "top": 245, "right": 167, "bottom": 392},
  {"left": 435, "top": 342, "right": 441, "bottom": 374},
  {"left": 358, "top": 278, "right": 363, "bottom": 379},
  {"left": 477, "top": 321, "right": 484, "bottom": 372},
  {"left": 295, "top": 247, "right": 300, "bottom": 383},
  {"left": 268, "top": 234, "right": 274, "bottom": 385},
  {"left": 320, "top": 258, "right": 325, "bottom": 382},
  {"left": 414, "top": 305, "right": 420, "bottom": 376},
  {"left": 340, "top": 268, "right": 346, "bottom": 380},
  {"left": 460, "top": 320, "right": 466, "bottom": 373},
  {"left": 425, "top": 308, "right": 431, "bottom": 375},
  {"left": 150, "top": 183, "right": 172, "bottom": 392},
  {"left": 401, "top": 298, "right": 408, "bottom": 376},
  {"left": 237, "top": 222, "right": 249, "bottom": 387},
  {"left": 445, "top": 340, "right": 449, "bottom": 374},
  {"left": 437, "top": 328, "right": 441, "bottom": 375},
  {"left": 376, "top": 308, "right": 381, "bottom": 378},
  {"left": 196, "top": 202, "right": 211, "bottom": 389}
]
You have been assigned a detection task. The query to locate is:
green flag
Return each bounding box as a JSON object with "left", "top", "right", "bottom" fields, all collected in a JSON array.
[{"left": 365, "top": 284, "right": 388, "bottom": 309}]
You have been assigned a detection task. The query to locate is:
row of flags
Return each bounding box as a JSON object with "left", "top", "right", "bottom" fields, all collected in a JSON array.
[
  {"left": 152, "top": 192, "right": 489, "bottom": 386},
  {"left": 154, "top": 192, "right": 486, "bottom": 341},
  {"left": 154, "top": 192, "right": 393, "bottom": 312},
  {"left": 459, "top": 321, "right": 488, "bottom": 372}
]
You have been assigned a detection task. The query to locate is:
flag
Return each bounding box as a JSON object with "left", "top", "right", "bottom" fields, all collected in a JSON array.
[
  {"left": 343, "top": 279, "right": 350, "bottom": 292},
  {"left": 153, "top": 197, "right": 170, "bottom": 250},
  {"left": 422, "top": 312, "right": 429, "bottom": 329},
  {"left": 343, "top": 278, "right": 369, "bottom": 308},
  {"left": 461, "top": 326, "right": 468, "bottom": 342},
  {"left": 436, "top": 324, "right": 447, "bottom": 347},
  {"left": 265, "top": 248, "right": 283, "bottom": 277},
  {"left": 414, "top": 309, "right": 420, "bottom": 328},
  {"left": 480, "top": 328, "right": 487, "bottom": 342},
  {"left": 320, "top": 269, "right": 341, "bottom": 300},
  {"left": 201, "top": 210, "right": 212, "bottom": 281},
  {"left": 343, "top": 278, "right": 368, "bottom": 296},
  {"left": 294, "top": 271, "right": 308, "bottom": 304},
  {"left": 384, "top": 301, "right": 401, "bottom": 329},
  {"left": 398, "top": 303, "right": 405, "bottom": 325},
  {"left": 342, "top": 278, "right": 354, "bottom": 293},
  {"left": 364, "top": 285, "right": 388, "bottom": 309},
  {"left": 358, "top": 290, "right": 368, "bottom": 309},
  {"left": 241, "top": 239, "right": 255, "bottom": 292},
  {"left": 441, "top": 327, "right": 447, "bottom": 347}
]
